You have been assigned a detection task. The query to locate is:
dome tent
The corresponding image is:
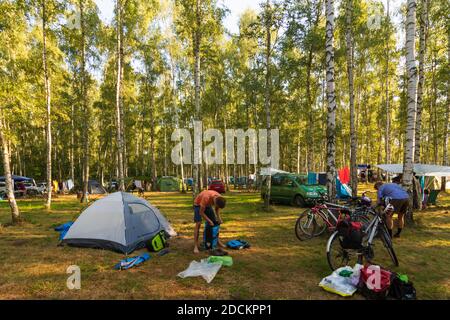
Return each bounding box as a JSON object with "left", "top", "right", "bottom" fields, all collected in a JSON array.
[{"left": 62, "top": 192, "right": 176, "bottom": 254}]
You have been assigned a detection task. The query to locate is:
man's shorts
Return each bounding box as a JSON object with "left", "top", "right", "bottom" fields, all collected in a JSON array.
[
  {"left": 389, "top": 199, "right": 410, "bottom": 215},
  {"left": 194, "top": 205, "right": 217, "bottom": 223}
]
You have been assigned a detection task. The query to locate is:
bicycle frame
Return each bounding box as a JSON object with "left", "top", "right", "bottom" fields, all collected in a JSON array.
[{"left": 308, "top": 202, "right": 353, "bottom": 231}]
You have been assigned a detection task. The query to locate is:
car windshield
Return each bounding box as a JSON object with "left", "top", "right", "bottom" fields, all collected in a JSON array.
[{"left": 294, "top": 176, "right": 307, "bottom": 185}]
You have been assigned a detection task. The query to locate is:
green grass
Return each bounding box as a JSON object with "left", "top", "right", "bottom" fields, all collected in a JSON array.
[{"left": 0, "top": 186, "right": 449, "bottom": 299}]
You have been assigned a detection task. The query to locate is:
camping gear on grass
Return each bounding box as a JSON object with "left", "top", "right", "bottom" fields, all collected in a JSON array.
[
  {"left": 319, "top": 264, "right": 363, "bottom": 297},
  {"left": 61, "top": 192, "right": 176, "bottom": 254},
  {"left": 226, "top": 239, "right": 250, "bottom": 250},
  {"left": 336, "top": 219, "right": 363, "bottom": 250},
  {"left": 357, "top": 265, "right": 392, "bottom": 300},
  {"left": 54, "top": 222, "right": 74, "bottom": 240},
  {"left": 388, "top": 273, "right": 417, "bottom": 300},
  {"left": 178, "top": 260, "right": 223, "bottom": 283},
  {"left": 145, "top": 230, "right": 167, "bottom": 252},
  {"left": 114, "top": 253, "right": 150, "bottom": 270},
  {"left": 156, "top": 176, "right": 181, "bottom": 192},
  {"left": 203, "top": 223, "right": 220, "bottom": 250},
  {"left": 207, "top": 256, "right": 233, "bottom": 267}
]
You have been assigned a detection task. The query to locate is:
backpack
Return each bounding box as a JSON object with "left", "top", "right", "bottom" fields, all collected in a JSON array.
[
  {"left": 146, "top": 230, "right": 167, "bottom": 252},
  {"left": 226, "top": 239, "right": 250, "bottom": 250},
  {"left": 204, "top": 224, "right": 220, "bottom": 250},
  {"left": 336, "top": 219, "right": 363, "bottom": 250},
  {"left": 358, "top": 265, "right": 392, "bottom": 300},
  {"left": 388, "top": 274, "right": 417, "bottom": 300}
]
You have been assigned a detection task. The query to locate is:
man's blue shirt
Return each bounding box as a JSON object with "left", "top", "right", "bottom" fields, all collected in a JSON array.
[{"left": 378, "top": 183, "right": 409, "bottom": 200}]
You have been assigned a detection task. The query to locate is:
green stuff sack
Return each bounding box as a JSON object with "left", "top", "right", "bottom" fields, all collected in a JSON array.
[
  {"left": 146, "top": 230, "right": 167, "bottom": 252},
  {"left": 207, "top": 256, "right": 233, "bottom": 267}
]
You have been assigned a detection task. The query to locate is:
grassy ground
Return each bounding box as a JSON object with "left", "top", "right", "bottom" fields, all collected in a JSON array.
[{"left": 0, "top": 185, "right": 449, "bottom": 299}]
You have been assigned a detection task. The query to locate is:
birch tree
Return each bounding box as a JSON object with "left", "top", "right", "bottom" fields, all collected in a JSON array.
[
  {"left": 402, "top": 0, "right": 418, "bottom": 216},
  {"left": 325, "top": 0, "right": 337, "bottom": 199},
  {"left": 345, "top": 0, "right": 357, "bottom": 196},
  {"left": 414, "top": 0, "right": 429, "bottom": 163},
  {"left": 0, "top": 114, "right": 20, "bottom": 223},
  {"left": 42, "top": 0, "right": 53, "bottom": 209},
  {"left": 115, "top": 0, "right": 125, "bottom": 191}
]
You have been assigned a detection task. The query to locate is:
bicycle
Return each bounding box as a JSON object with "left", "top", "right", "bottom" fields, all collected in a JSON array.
[
  {"left": 294, "top": 193, "right": 372, "bottom": 241},
  {"left": 326, "top": 197, "right": 399, "bottom": 271}
]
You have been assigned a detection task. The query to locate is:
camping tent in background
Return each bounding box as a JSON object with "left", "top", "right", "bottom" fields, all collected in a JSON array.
[
  {"left": 377, "top": 163, "right": 450, "bottom": 207},
  {"left": 88, "top": 180, "right": 106, "bottom": 194},
  {"left": 259, "top": 167, "right": 289, "bottom": 176},
  {"left": 156, "top": 176, "right": 181, "bottom": 192},
  {"left": 62, "top": 192, "right": 176, "bottom": 254},
  {"left": 0, "top": 175, "right": 35, "bottom": 183},
  {"left": 376, "top": 164, "right": 450, "bottom": 177}
]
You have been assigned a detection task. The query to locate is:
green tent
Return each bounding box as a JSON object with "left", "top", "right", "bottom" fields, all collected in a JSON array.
[{"left": 156, "top": 176, "right": 181, "bottom": 192}]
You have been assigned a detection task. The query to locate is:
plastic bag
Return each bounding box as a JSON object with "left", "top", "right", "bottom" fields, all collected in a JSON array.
[
  {"left": 319, "top": 264, "right": 363, "bottom": 297},
  {"left": 205, "top": 256, "right": 233, "bottom": 267},
  {"left": 178, "top": 260, "right": 223, "bottom": 283}
]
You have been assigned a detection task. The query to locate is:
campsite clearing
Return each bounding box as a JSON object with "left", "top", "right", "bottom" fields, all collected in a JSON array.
[{"left": 0, "top": 186, "right": 449, "bottom": 299}]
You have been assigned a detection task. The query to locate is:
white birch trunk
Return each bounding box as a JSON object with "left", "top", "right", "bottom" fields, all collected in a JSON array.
[
  {"left": 115, "top": 0, "right": 125, "bottom": 191},
  {"left": 0, "top": 115, "right": 20, "bottom": 223},
  {"left": 42, "top": 1, "right": 52, "bottom": 209},
  {"left": 192, "top": 0, "right": 201, "bottom": 198},
  {"left": 402, "top": 0, "right": 418, "bottom": 190},
  {"left": 325, "top": 0, "right": 337, "bottom": 200},
  {"left": 414, "top": 0, "right": 429, "bottom": 163},
  {"left": 346, "top": 0, "right": 357, "bottom": 196}
]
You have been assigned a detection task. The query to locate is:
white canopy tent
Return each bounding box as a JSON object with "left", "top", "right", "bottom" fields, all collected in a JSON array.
[
  {"left": 259, "top": 167, "right": 289, "bottom": 176},
  {"left": 376, "top": 164, "right": 450, "bottom": 177}
]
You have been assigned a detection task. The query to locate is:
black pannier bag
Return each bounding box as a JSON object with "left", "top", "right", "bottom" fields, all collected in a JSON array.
[
  {"left": 336, "top": 219, "right": 363, "bottom": 249},
  {"left": 388, "top": 274, "right": 417, "bottom": 300}
]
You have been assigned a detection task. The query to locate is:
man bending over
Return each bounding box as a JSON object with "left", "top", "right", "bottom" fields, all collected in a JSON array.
[
  {"left": 374, "top": 181, "right": 410, "bottom": 238},
  {"left": 193, "top": 189, "right": 226, "bottom": 253}
]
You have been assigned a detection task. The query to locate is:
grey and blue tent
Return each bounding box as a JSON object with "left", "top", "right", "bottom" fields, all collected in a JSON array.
[{"left": 62, "top": 192, "right": 176, "bottom": 254}]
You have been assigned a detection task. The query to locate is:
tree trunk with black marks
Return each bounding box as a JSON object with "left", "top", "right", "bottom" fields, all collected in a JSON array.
[
  {"left": 42, "top": 1, "right": 52, "bottom": 209},
  {"left": 0, "top": 115, "right": 20, "bottom": 223},
  {"left": 80, "top": 1, "right": 90, "bottom": 203},
  {"left": 346, "top": 0, "right": 357, "bottom": 196},
  {"left": 414, "top": 0, "right": 429, "bottom": 163},
  {"left": 115, "top": 0, "right": 125, "bottom": 191},
  {"left": 325, "top": 0, "right": 337, "bottom": 200},
  {"left": 403, "top": 0, "right": 418, "bottom": 223}
]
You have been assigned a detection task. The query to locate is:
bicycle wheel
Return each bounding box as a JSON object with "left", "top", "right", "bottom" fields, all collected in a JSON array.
[
  {"left": 295, "top": 210, "right": 315, "bottom": 240},
  {"left": 326, "top": 231, "right": 362, "bottom": 271}
]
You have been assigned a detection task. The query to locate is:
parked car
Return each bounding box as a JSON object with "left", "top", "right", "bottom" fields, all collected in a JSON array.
[
  {"left": 261, "top": 173, "right": 327, "bottom": 207},
  {"left": 208, "top": 179, "right": 226, "bottom": 194}
]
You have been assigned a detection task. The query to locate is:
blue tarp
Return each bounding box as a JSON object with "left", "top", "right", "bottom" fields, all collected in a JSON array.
[
  {"left": 336, "top": 179, "right": 352, "bottom": 199},
  {"left": 54, "top": 222, "right": 74, "bottom": 240},
  {"left": 0, "top": 175, "right": 34, "bottom": 182},
  {"left": 114, "top": 253, "right": 151, "bottom": 270},
  {"left": 307, "top": 172, "right": 318, "bottom": 185}
]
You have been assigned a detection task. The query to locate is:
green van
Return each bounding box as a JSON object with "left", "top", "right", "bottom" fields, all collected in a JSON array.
[{"left": 261, "top": 173, "right": 327, "bottom": 207}]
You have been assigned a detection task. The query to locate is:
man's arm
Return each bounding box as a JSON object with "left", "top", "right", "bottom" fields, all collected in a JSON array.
[
  {"left": 215, "top": 207, "right": 222, "bottom": 224},
  {"left": 377, "top": 186, "right": 383, "bottom": 205},
  {"left": 199, "top": 206, "right": 214, "bottom": 226}
]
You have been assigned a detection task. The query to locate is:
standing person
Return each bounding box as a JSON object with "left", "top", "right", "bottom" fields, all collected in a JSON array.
[
  {"left": 193, "top": 189, "right": 226, "bottom": 253},
  {"left": 374, "top": 181, "right": 410, "bottom": 238}
]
